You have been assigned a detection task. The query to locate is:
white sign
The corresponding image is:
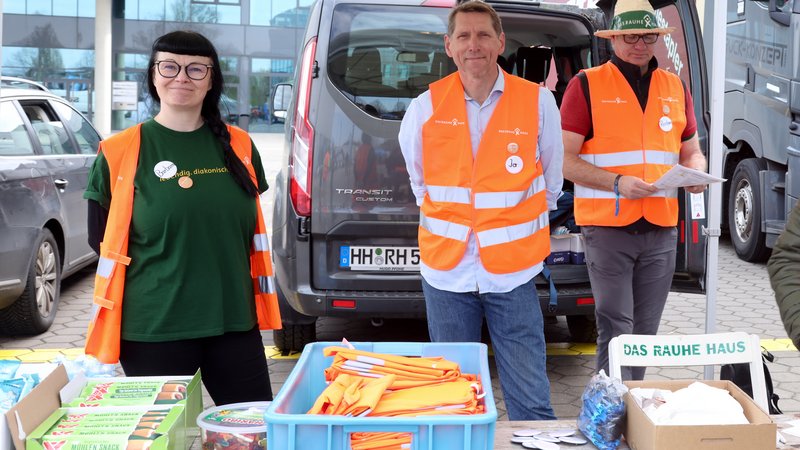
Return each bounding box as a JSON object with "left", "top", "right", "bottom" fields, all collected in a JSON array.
[{"left": 112, "top": 81, "right": 138, "bottom": 111}]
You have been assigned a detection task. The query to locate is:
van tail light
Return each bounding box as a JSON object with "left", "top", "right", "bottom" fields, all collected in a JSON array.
[{"left": 290, "top": 37, "right": 317, "bottom": 217}]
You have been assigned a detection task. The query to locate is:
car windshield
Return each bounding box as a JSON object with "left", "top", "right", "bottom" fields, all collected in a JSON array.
[{"left": 328, "top": 4, "right": 453, "bottom": 120}]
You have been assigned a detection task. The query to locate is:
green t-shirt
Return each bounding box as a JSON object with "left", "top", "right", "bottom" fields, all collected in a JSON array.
[{"left": 84, "top": 120, "right": 269, "bottom": 342}]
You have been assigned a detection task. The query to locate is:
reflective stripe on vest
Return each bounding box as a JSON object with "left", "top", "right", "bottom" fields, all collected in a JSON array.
[
  {"left": 574, "top": 63, "right": 685, "bottom": 227},
  {"left": 476, "top": 210, "right": 549, "bottom": 247},
  {"left": 419, "top": 71, "right": 550, "bottom": 274},
  {"left": 578, "top": 150, "right": 679, "bottom": 168},
  {"left": 84, "top": 124, "right": 281, "bottom": 365}
]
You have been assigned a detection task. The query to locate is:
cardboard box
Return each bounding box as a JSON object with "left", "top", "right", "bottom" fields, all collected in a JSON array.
[
  {"left": 623, "top": 380, "right": 776, "bottom": 450},
  {"left": 0, "top": 364, "right": 58, "bottom": 450},
  {"left": 26, "top": 405, "right": 185, "bottom": 450},
  {"left": 546, "top": 234, "right": 571, "bottom": 265},
  {"left": 4, "top": 366, "right": 202, "bottom": 450},
  {"left": 569, "top": 233, "right": 585, "bottom": 264}
]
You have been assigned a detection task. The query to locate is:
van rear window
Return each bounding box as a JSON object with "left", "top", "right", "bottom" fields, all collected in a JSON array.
[{"left": 328, "top": 4, "right": 454, "bottom": 120}]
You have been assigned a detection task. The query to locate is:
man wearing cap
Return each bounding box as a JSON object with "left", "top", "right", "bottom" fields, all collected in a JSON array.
[
  {"left": 399, "top": 0, "right": 562, "bottom": 420},
  {"left": 561, "top": 0, "right": 707, "bottom": 381}
]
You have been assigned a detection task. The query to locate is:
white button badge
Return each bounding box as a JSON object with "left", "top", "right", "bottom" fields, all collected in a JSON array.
[
  {"left": 505, "top": 155, "right": 523, "bottom": 174},
  {"left": 153, "top": 161, "right": 177, "bottom": 179},
  {"left": 659, "top": 116, "right": 673, "bottom": 132}
]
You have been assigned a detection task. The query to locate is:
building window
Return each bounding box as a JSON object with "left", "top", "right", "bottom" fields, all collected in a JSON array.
[
  {"left": 192, "top": 0, "right": 241, "bottom": 4},
  {"left": 250, "top": 0, "right": 309, "bottom": 28},
  {"left": 3, "top": 0, "right": 94, "bottom": 17}
]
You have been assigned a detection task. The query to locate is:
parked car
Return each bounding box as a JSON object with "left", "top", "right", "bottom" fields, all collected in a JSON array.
[
  {"left": 270, "top": 0, "right": 710, "bottom": 352},
  {"left": 0, "top": 76, "right": 101, "bottom": 335}
]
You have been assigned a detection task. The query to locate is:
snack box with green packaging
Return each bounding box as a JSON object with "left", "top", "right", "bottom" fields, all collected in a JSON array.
[
  {"left": 60, "top": 369, "right": 203, "bottom": 442},
  {"left": 5, "top": 366, "right": 202, "bottom": 450},
  {"left": 26, "top": 405, "right": 185, "bottom": 450}
]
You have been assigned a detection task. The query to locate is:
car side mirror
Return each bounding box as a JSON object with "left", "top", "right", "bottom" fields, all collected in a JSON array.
[{"left": 271, "top": 83, "right": 293, "bottom": 115}]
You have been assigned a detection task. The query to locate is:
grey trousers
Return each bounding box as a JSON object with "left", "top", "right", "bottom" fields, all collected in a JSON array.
[{"left": 582, "top": 226, "right": 677, "bottom": 381}]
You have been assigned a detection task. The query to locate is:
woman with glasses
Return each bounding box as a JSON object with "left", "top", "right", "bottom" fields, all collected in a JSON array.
[
  {"left": 83, "top": 30, "right": 280, "bottom": 405},
  {"left": 559, "top": 0, "right": 707, "bottom": 381}
]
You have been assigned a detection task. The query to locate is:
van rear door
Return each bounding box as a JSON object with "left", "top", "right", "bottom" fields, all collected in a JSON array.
[{"left": 308, "top": 3, "right": 454, "bottom": 296}]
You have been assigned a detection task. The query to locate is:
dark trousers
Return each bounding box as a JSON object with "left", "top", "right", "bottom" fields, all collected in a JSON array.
[
  {"left": 120, "top": 326, "right": 273, "bottom": 405},
  {"left": 582, "top": 226, "right": 677, "bottom": 381}
]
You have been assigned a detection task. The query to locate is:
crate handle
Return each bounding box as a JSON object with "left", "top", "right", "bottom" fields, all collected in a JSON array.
[{"left": 343, "top": 425, "right": 419, "bottom": 450}]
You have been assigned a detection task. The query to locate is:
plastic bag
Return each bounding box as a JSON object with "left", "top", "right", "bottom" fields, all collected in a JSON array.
[
  {"left": 577, "top": 370, "right": 628, "bottom": 450},
  {"left": 56, "top": 354, "right": 117, "bottom": 379}
]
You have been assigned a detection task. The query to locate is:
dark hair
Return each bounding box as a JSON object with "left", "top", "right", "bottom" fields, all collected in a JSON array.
[
  {"left": 448, "top": 0, "right": 502, "bottom": 37},
  {"left": 146, "top": 30, "right": 258, "bottom": 197}
]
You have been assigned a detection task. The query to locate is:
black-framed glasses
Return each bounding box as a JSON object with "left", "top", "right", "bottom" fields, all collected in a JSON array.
[
  {"left": 622, "top": 33, "right": 659, "bottom": 45},
  {"left": 154, "top": 60, "right": 213, "bottom": 80}
]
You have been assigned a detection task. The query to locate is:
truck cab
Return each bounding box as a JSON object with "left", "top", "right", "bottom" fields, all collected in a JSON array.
[{"left": 723, "top": 0, "right": 800, "bottom": 261}]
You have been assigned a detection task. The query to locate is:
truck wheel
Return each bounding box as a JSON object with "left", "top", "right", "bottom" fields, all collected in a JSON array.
[
  {"left": 0, "top": 229, "right": 61, "bottom": 335},
  {"left": 728, "top": 158, "right": 770, "bottom": 262},
  {"left": 566, "top": 314, "right": 597, "bottom": 343},
  {"left": 273, "top": 323, "right": 316, "bottom": 354}
]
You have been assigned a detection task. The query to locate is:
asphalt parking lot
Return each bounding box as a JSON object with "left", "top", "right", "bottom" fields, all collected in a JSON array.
[{"left": 0, "top": 133, "right": 797, "bottom": 421}]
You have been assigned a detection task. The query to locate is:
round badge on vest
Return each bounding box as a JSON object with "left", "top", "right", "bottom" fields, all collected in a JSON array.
[
  {"left": 178, "top": 176, "right": 194, "bottom": 189},
  {"left": 662, "top": 105, "right": 670, "bottom": 115},
  {"left": 154, "top": 161, "right": 177, "bottom": 179},
  {"left": 505, "top": 155, "right": 523, "bottom": 174},
  {"left": 507, "top": 142, "right": 519, "bottom": 154},
  {"left": 659, "top": 116, "right": 673, "bottom": 132}
]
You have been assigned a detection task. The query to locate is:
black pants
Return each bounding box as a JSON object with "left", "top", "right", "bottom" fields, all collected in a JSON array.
[{"left": 120, "top": 326, "right": 273, "bottom": 405}]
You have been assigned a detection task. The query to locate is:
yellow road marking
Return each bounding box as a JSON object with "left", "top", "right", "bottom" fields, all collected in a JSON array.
[{"left": 0, "top": 339, "right": 794, "bottom": 362}]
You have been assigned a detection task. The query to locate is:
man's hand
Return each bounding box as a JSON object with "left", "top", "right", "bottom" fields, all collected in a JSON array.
[{"left": 618, "top": 175, "right": 659, "bottom": 199}]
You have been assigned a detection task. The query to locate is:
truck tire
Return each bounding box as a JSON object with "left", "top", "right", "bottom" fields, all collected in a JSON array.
[
  {"left": 728, "top": 158, "right": 771, "bottom": 262},
  {"left": 566, "top": 314, "right": 597, "bottom": 343},
  {"left": 0, "top": 229, "right": 61, "bottom": 335},
  {"left": 273, "top": 322, "right": 316, "bottom": 354}
]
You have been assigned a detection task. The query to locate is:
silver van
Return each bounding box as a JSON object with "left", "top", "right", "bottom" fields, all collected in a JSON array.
[{"left": 270, "top": 0, "right": 710, "bottom": 352}]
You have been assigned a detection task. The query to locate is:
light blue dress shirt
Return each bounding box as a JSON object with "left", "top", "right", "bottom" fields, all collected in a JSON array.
[{"left": 398, "top": 68, "right": 564, "bottom": 294}]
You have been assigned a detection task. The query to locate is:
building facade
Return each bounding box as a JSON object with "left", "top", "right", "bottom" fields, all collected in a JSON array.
[{"left": 1, "top": 0, "right": 310, "bottom": 132}]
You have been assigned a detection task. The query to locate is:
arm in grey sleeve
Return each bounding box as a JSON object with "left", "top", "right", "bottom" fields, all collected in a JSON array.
[
  {"left": 538, "top": 87, "right": 564, "bottom": 211},
  {"left": 398, "top": 93, "right": 431, "bottom": 207}
]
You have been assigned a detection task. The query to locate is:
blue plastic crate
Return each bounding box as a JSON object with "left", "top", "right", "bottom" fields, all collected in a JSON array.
[{"left": 264, "top": 342, "right": 497, "bottom": 450}]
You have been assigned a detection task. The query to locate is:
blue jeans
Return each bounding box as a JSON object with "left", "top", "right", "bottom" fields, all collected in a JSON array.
[{"left": 422, "top": 277, "right": 556, "bottom": 420}]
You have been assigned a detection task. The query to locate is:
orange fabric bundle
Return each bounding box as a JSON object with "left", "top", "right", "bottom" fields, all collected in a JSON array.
[
  {"left": 310, "top": 346, "right": 485, "bottom": 450},
  {"left": 369, "top": 380, "right": 481, "bottom": 417},
  {"left": 324, "top": 347, "right": 461, "bottom": 374},
  {"left": 350, "top": 432, "right": 412, "bottom": 450},
  {"left": 322, "top": 346, "right": 469, "bottom": 391}
]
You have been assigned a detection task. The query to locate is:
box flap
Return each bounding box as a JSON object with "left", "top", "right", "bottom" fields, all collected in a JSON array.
[
  {"left": 4, "top": 365, "right": 68, "bottom": 450},
  {"left": 60, "top": 370, "right": 87, "bottom": 404}
]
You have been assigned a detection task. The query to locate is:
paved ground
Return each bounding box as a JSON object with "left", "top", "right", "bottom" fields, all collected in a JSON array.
[{"left": 1, "top": 133, "right": 798, "bottom": 423}]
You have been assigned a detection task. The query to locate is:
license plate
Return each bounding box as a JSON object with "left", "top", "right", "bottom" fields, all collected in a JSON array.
[{"left": 339, "top": 246, "right": 420, "bottom": 271}]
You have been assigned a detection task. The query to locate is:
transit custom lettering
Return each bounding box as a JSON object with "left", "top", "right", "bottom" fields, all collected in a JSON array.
[{"left": 336, "top": 188, "right": 394, "bottom": 203}]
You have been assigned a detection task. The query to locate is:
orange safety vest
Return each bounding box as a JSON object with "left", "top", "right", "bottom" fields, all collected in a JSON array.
[
  {"left": 419, "top": 71, "right": 549, "bottom": 274},
  {"left": 575, "top": 63, "right": 686, "bottom": 227},
  {"left": 84, "top": 124, "right": 281, "bottom": 364}
]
